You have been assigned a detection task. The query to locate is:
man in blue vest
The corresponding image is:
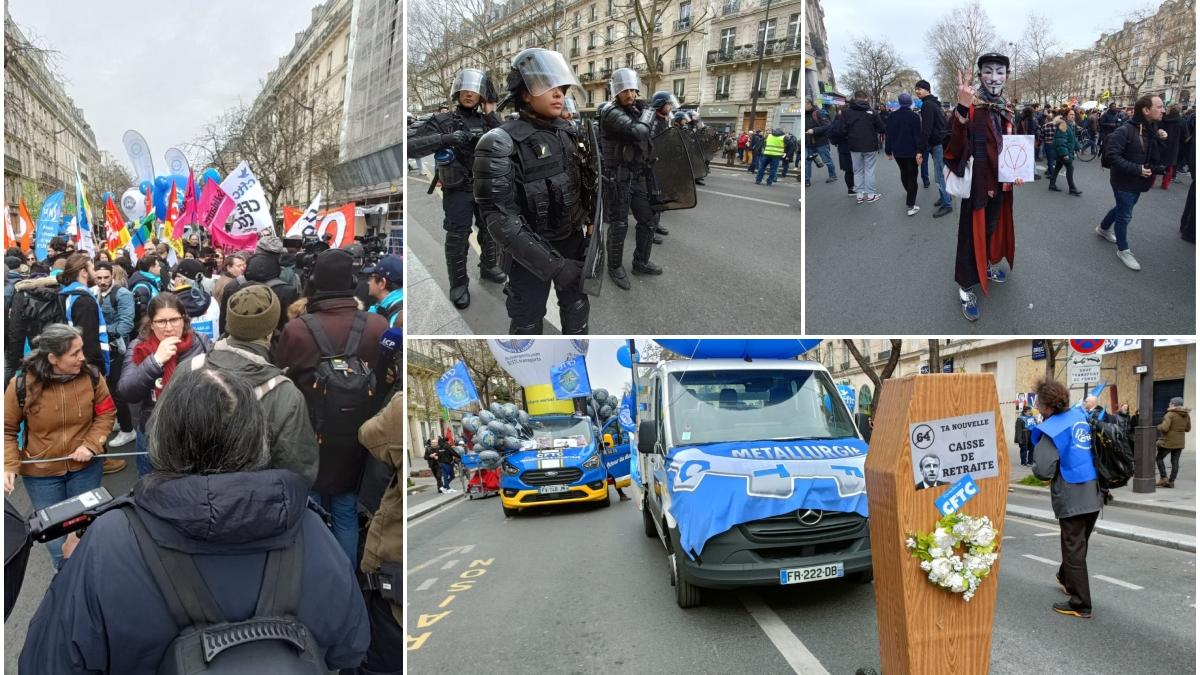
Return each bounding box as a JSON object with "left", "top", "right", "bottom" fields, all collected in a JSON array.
[
  {"left": 367, "top": 254, "right": 403, "bottom": 327},
  {"left": 1030, "top": 380, "right": 1102, "bottom": 619}
]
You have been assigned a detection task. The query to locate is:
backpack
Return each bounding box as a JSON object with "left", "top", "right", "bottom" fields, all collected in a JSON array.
[
  {"left": 1088, "top": 415, "right": 1134, "bottom": 489},
  {"left": 4, "top": 496, "right": 32, "bottom": 621},
  {"left": 124, "top": 506, "right": 328, "bottom": 674},
  {"left": 16, "top": 285, "right": 66, "bottom": 347},
  {"left": 300, "top": 312, "right": 376, "bottom": 448}
]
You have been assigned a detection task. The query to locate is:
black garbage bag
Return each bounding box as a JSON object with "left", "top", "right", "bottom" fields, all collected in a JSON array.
[{"left": 5, "top": 496, "right": 32, "bottom": 620}]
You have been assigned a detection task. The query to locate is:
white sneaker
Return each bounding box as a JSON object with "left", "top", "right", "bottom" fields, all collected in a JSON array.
[
  {"left": 1116, "top": 249, "right": 1141, "bottom": 270},
  {"left": 907, "top": 205, "right": 920, "bottom": 216},
  {"left": 108, "top": 429, "right": 137, "bottom": 447},
  {"left": 1095, "top": 225, "right": 1117, "bottom": 243},
  {"left": 443, "top": 487, "right": 458, "bottom": 493}
]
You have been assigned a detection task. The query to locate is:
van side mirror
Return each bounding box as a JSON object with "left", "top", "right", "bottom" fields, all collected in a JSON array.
[
  {"left": 604, "top": 433, "right": 614, "bottom": 448},
  {"left": 638, "top": 420, "right": 658, "bottom": 454}
]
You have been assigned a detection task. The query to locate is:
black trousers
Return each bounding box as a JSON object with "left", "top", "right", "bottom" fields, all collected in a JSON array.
[
  {"left": 1156, "top": 447, "right": 1183, "bottom": 481},
  {"left": 954, "top": 190, "right": 1003, "bottom": 290},
  {"left": 442, "top": 188, "right": 497, "bottom": 289},
  {"left": 1049, "top": 156, "right": 1077, "bottom": 191},
  {"left": 1058, "top": 510, "right": 1099, "bottom": 612},
  {"left": 896, "top": 157, "right": 919, "bottom": 207},
  {"left": 839, "top": 147, "right": 855, "bottom": 192},
  {"left": 606, "top": 173, "right": 657, "bottom": 268},
  {"left": 504, "top": 229, "right": 589, "bottom": 334},
  {"left": 106, "top": 348, "right": 132, "bottom": 431},
  {"left": 344, "top": 590, "right": 403, "bottom": 674}
]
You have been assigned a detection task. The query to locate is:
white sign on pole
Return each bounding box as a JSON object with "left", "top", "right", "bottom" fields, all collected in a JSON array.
[
  {"left": 220, "top": 161, "right": 274, "bottom": 235},
  {"left": 908, "top": 411, "right": 999, "bottom": 490},
  {"left": 1068, "top": 352, "right": 1102, "bottom": 386}
]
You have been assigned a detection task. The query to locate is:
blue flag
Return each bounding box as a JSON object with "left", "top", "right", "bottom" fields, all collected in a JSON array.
[
  {"left": 618, "top": 390, "right": 636, "bottom": 433},
  {"left": 436, "top": 361, "right": 480, "bottom": 410},
  {"left": 551, "top": 355, "right": 591, "bottom": 399},
  {"left": 836, "top": 384, "right": 856, "bottom": 414},
  {"left": 33, "top": 191, "right": 65, "bottom": 261},
  {"left": 666, "top": 439, "right": 870, "bottom": 558},
  {"left": 1089, "top": 381, "right": 1106, "bottom": 398}
]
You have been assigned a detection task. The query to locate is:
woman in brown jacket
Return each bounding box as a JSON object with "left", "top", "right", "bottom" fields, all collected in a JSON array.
[
  {"left": 3, "top": 323, "right": 116, "bottom": 569},
  {"left": 1156, "top": 397, "right": 1191, "bottom": 488}
]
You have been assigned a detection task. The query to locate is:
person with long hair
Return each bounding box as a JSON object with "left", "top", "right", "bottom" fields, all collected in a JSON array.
[
  {"left": 117, "top": 293, "right": 211, "bottom": 476},
  {"left": 3, "top": 324, "right": 116, "bottom": 569},
  {"left": 58, "top": 253, "right": 111, "bottom": 374},
  {"left": 1030, "top": 379, "right": 1102, "bottom": 619}
]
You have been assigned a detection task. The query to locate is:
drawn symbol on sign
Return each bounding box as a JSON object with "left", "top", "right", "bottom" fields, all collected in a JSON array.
[
  {"left": 911, "top": 424, "right": 935, "bottom": 450},
  {"left": 1002, "top": 145, "right": 1027, "bottom": 171}
]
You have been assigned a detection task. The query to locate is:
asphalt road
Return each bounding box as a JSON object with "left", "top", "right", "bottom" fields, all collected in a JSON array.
[
  {"left": 407, "top": 489, "right": 1196, "bottom": 674},
  {"left": 406, "top": 164, "right": 801, "bottom": 335},
  {"left": 805, "top": 151, "right": 1196, "bottom": 333},
  {"left": 5, "top": 437, "right": 141, "bottom": 672}
]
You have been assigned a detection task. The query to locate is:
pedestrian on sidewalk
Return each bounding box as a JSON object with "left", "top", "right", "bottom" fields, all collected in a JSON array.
[
  {"left": 1098, "top": 94, "right": 1169, "bottom": 271},
  {"left": 1158, "top": 105, "right": 1184, "bottom": 190},
  {"left": 1049, "top": 112, "right": 1083, "bottom": 196},
  {"left": 1040, "top": 112, "right": 1059, "bottom": 185},
  {"left": 1015, "top": 405, "right": 1035, "bottom": 466},
  {"left": 804, "top": 99, "right": 838, "bottom": 187},
  {"left": 828, "top": 107, "right": 858, "bottom": 196},
  {"left": 1030, "top": 379, "right": 1101, "bottom": 620},
  {"left": 747, "top": 130, "right": 765, "bottom": 174},
  {"left": 1155, "top": 397, "right": 1191, "bottom": 488},
  {"left": 829, "top": 90, "right": 885, "bottom": 204},
  {"left": 424, "top": 439, "right": 443, "bottom": 493},
  {"left": 884, "top": 93, "right": 923, "bottom": 216},
  {"left": 1099, "top": 102, "right": 1122, "bottom": 154},
  {"left": 437, "top": 436, "right": 459, "bottom": 493},
  {"left": 756, "top": 128, "right": 787, "bottom": 185},
  {"left": 722, "top": 134, "right": 738, "bottom": 166},
  {"left": 915, "top": 80, "right": 953, "bottom": 216}
]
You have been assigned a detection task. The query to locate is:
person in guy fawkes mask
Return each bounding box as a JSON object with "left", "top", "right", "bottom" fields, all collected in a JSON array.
[
  {"left": 600, "top": 68, "right": 663, "bottom": 291},
  {"left": 943, "top": 53, "right": 1023, "bottom": 323},
  {"left": 473, "top": 48, "right": 591, "bottom": 334},
  {"left": 407, "top": 68, "right": 507, "bottom": 310}
]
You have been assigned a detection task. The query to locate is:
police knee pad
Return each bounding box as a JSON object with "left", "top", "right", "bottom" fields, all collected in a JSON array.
[{"left": 560, "top": 298, "right": 589, "bottom": 334}]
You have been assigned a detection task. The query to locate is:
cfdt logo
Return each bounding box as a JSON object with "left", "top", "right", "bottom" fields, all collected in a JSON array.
[
  {"left": 1072, "top": 422, "right": 1092, "bottom": 449},
  {"left": 911, "top": 424, "right": 935, "bottom": 450},
  {"left": 493, "top": 340, "right": 534, "bottom": 353}
]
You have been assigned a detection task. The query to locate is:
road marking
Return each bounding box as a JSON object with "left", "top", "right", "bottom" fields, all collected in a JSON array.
[
  {"left": 1034, "top": 532, "right": 1060, "bottom": 537},
  {"left": 1022, "top": 554, "right": 1059, "bottom": 566},
  {"left": 697, "top": 188, "right": 794, "bottom": 208},
  {"left": 415, "top": 578, "right": 438, "bottom": 592},
  {"left": 408, "top": 494, "right": 467, "bottom": 525},
  {"left": 1006, "top": 515, "right": 1061, "bottom": 531},
  {"left": 439, "top": 595, "right": 457, "bottom": 608},
  {"left": 408, "top": 545, "right": 476, "bottom": 575},
  {"left": 1094, "top": 574, "right": 1143, "bottom": 590},
  {"left": 1002, "top": 536, "right": 1015, "bottom": 540},
  {"left": 441, "top": 559, "right": 459, "bottom": 570},
  {"left": 739, "top": 592, "right": 830, "bottom": 675}
]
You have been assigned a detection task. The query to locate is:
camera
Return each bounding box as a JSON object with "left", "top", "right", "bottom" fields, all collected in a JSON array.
[
  {"left": 807, "top": 152, "right": 824, "bottom": 168},
  {"left": 287, "top": 225, "right": 332, "bottom": 275}
]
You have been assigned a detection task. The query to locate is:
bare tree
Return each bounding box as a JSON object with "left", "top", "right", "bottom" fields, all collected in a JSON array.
[
  {"left": 89, "top": 156, "right": 134, "bottom": 207},
  {"left": 1011, "top": 13, "right": 1060, "bottom": 106},
  {"left": 1043, "top": 339, "right": 1066, "bottom": 380},
  {"left": 927, "top": 340, "right": 941, "bottom": 374},
  {"left": 454, "top": 339, "right": 512, "bottom": 407},
  {"left": 843, "top": 339, "right": 903, "bottom": 395},
  {"left": 620, "top": 0, "right": 712, "bottom": 92},
  {"left": 1096, "top": 4, "right": 1191, "bottom": 105},
  {"left": 842, "top": 36, "right": 906, "bottom": 105},
  {"left": 926, "top": 0, "right": 1003, "bottom": 104}
]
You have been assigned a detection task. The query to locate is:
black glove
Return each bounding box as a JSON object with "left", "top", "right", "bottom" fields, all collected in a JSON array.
[
  {"left": 553, "top": 259, "right": 584, "bottom": 290},
  {"left": 441, "top": 130, "right": 470, "bottom": 147}
]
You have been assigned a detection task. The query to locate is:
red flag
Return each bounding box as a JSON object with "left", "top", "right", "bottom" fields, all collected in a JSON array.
[
  {"left": 443, "top": 426, "right": 455, "bottom": 444},
  {"left": 104, "top": 195, "right": 130, "bottom": 254},
  {"left": 175, "top": 169, "right": 197, "bottom": 237},
  {"left": 17, "top": 198, "right": 34, "bottom": 252}
]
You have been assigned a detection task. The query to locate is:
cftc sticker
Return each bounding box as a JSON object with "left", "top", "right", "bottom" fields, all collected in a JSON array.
[{"left": 934, "top": 474, "right": 979, "bottom": 516}]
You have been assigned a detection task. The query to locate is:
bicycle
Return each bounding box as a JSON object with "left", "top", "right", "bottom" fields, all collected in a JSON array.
[{"left": 1076, "top": 131, "right": 1098, "bottom": 162}]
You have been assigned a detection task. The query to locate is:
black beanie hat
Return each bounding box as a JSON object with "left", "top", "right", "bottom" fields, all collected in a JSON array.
[
  {"left": 915, "top": 80, "right": 931, "bottom": 92},
  {"left": 311, "top": 248, "right": 356, "bottom": 293}
]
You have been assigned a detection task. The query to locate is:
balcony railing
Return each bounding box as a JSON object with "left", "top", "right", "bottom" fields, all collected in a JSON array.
[
  {"left": 604, "top": 37, "right": 616, "bottom": 46},
  {"left": 570, "top": 47, "right": 580, "bottom": 57},
  {"left": 674, "top": 17, "right": 692, "bottom": 31},
  {"left": 599, "top": 68, "right": 612, "bottom": 79},
  {"left": 779, "top": 87, "right": 798, "bottom": 97},
  {"left": 705, "top": 38, "right": 800, "bottom": 66},
  {"left": 715, "top": 92, "right": 731, "bottom": 100},
  {"left": 581, "top": 72, "right": 595, "bottom": 81},
  {"left": 671, "top": 57, "right": 690, "bottom": 71},
  {"left": 588, "top": 43, "right": 597, "bottom": 51},
  {"left": 750, "top": 89, "right": 767, "bottom": 98},
  {"left": 4, "top": 154, "right": 21, "bottom": 174}
]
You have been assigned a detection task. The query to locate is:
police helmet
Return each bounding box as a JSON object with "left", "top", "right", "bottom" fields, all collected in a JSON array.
[
  {"left": 451, "top": 68, "right": 488, "bottom": 102},
  {"left": 610, "top": 68, "right": 640, "bottom": 98},
  {"left": 651, "top": 91, "right": 679, "bottom": 111}
]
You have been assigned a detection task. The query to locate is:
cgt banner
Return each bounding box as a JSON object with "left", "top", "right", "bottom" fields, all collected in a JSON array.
[
  {"left": 283, "top": 200, "right": 356, "bottom": 248},
  {"left": 220, "top": 161, "right": 273, "bottom": 235},
  {"left": 666, "top": 438, "right": 870, "bottom": 558}
]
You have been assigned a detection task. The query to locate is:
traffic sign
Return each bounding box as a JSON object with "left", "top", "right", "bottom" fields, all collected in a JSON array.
[{"left": 1070, "top": 339, "right": 1105, "bottom": 354}]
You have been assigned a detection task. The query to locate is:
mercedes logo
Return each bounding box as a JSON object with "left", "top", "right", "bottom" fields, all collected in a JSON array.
[{"left": 797, "top": 509, "right": 824, "bottom": 526}]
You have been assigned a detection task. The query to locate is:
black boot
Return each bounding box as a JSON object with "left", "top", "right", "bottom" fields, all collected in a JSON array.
[
  {"left": 607, "top": 222, "right": 630, "bottom": 290},
  {"left": 632, "top": 260, "right": 662, "bottom": 275},
  {"left": 559, "top": 297, "right": 589, "bottom": 335},
  {"left": 449, "top": 285, "right": 471, "bottom": 309},
  {"left": 509, "top": 319, "right": 543, "bottom": 334},
  {"left": 479, "top": 265, "right": 507, "bottom": 283},
  {"left": 445, "top": 230, "right": 471, "bottom": 309},
  {"left": 655, "top": 225, "right": 669, "bottom": 235},
  {"left": 608, "top": 265, "right": 631, "bottom": 290},
  {"left": 1048, "top": 182, "right": 1062, "bottom": 192},
  {"left": 653, "top": 235, "right": 663, "bottom": 244}
]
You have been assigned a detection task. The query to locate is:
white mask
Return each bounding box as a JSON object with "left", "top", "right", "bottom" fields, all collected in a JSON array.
[{"left": 979, "top": 62, "right": 1007, "bottom": 96}]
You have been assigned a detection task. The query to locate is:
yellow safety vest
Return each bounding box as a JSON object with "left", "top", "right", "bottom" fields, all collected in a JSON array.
[{"left": 763, "top": 134, "right": 786, "bottom": 157}]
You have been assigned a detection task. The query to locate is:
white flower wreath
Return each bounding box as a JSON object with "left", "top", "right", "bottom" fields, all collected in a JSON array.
[{"left": 906, "top": 512, "right": 999, "bottom": 602}]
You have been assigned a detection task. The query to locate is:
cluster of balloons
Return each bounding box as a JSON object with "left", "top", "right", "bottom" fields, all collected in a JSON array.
[
  {"left": 107, "top": 168, "right": 225, "bottom": 225},
  {"left": 586, "top": 389, "right": 616, "bottom": 423},
  {"left": 461, "top": 402, "right": 533, "bottom": 468}
]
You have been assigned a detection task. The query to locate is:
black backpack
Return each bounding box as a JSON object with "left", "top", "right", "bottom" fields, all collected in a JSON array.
[
  {"left": 16, "top": 285, "right": 66, "bottom": 348},
  {"left": 125, "top": 506, "right": 328, "bottom": 674},
  {"left": 1089, "top": 415, "right": 1135, "bottom": 489},
  {"left": 300, "top": 312, "right": 376, "bottom": 447},
  {"left": 4, "top": 497, "right": 32, "bottom": 621}
]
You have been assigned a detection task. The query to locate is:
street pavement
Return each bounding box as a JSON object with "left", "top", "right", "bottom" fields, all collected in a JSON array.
[
  {"left": 5, "top": 437, "right": 140, "bottom": 672},
  {"left": 805, "top": 151, "right": 1195, "bottom": 333},
  {"left": 405, "top": 163, "right": 801, "bottom": 334},
  {"left": 406, "top": 485, "right": 1195, "bottom": 674}
]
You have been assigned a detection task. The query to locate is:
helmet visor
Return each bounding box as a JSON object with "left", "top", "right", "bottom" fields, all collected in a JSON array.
[
  {"left": 610, "top": 68, "right": 641, "bottom": 98},
  {"left": 513, "top": 49, "right": 580, "bottom": 98},
  {"left": 452, "top": 69, "right": 487, "bottom": 98},
  {"left": 564, "top": 96, "right": 579, "bottom": 114}
]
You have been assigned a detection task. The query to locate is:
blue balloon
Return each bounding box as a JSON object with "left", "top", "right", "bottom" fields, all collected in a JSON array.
[
  {"left": 617, "top": 344, "right": 632, "bottom": 368},
  {"left": 139, "top": 180, "right": 152, "bottom": 196},
  {"left": 199, "top": 167, "right": 221, "bottom": 189},
  {"left": 153, "top": 175, "right": 190, "bottom": 221}
]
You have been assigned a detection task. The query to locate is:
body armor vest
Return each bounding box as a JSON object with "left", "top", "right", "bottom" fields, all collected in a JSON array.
[{"left": 503, "top": 118, "right": 585, "bottom": 242}]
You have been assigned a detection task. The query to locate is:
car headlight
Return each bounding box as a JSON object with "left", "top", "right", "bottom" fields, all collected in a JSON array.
[
  {"left": 582, "top": 453, "right": 601, "bottom": 470},
  {"left": 502, "top": 461, "right": 520, "bottom": 476}
]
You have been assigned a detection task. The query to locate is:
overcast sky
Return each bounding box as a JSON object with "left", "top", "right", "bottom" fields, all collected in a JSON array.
[
  {"left": 9, "top": 0, "right": 320, "bottom": 176},
  {"left": 823, "top": 0, "right": 1163, "bottom": 94}
]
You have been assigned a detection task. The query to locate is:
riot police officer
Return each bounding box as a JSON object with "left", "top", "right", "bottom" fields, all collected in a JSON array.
[
  {"left": 407, "top": 68, "right": 507, "bottom": 309},
  {"left": 688, "top": 110, "right": 709, "bottom": 185},
  {"left": 648, "top": 91, "right": 678, "bottom": 236},
  {"left": 601, "top": 68, "right": 662, "bottom": 290},
  {"left": 473, "top": 48, "right": 590, "bottom": 335}
]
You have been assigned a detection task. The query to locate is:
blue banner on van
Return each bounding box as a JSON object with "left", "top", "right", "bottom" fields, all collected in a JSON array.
[{"left": 666, "top": 439, "right": 870, "bottom": 558}]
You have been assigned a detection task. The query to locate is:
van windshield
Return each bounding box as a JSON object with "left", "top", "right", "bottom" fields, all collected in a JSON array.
[
  {"left": 527, "top": 416, "right": 593, "bottom": 448},
  {"left": 667, "top": 369, "right": 858, "bottom": 447}
]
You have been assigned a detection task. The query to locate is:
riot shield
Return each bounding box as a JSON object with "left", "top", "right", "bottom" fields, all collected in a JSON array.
[
  {"left": 580, "top": 119, "right": 606, "bottom": 296},
  {"left": 699, "top": 127, "right": 720, "bottom": 162},
  {"left": 650, "top": 127, "right": 698, "bottom": 211},
  {"left": 685, "top": 130, "right": 708, "bottom": 178}
]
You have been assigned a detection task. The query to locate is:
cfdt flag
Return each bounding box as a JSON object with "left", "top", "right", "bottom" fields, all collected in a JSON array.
[
  {"left": 551, "top": 355, "right": 592, "bottom": 399},
  {"left": 33, "top": 191, "right": 65, "bottom": 261},
  {"left": 619, "top": 390, "right": 636, "bottom": 433},
  {"left": 436, "top": 361, "right": 480, "bottom": 411}
]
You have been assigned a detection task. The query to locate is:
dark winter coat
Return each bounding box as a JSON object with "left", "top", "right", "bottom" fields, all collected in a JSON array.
[
  {"left": 1099, "top": 108, "right": 1123, "bottom": 135},
  {"left": 1054, "top": 120, "right": 1080, "bottom": 161},
  {"left": 217, "top": 252, "right": 300, "bottom": 336},
  {"left": 117, "top": 332, "right": 212, "bottom": 432},
  {"left": 18, "top": 470, "right": 370, "bottom": 674},
  {"left": 918, "top": 94, "right": 948, "bottom": 152},
  {"left": 806, "top": 108, "right": 832, "bottom": 147},
  {"left": 884, "top": 107, "right": 922, "bottom": 158},
  {"left": 832, "top": 100, "right": 885, "bottom": 153},
  {"left": 1104, "top": 116, "right": 1165, "bottom": 193},
  {"left": 1158, "top": 112, "right": 1184, "bottom": 168},
  {"left": 126, "top": 270, "right": 163, "bottom": 325},
  {"left": 179, "top": 338, "right": 319, "bottom": 485}
]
